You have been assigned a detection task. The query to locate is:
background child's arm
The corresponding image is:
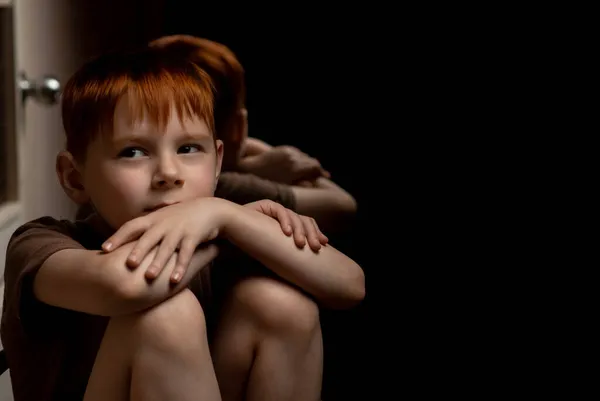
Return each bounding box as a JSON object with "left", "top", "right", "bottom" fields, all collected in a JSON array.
[
  {"left": 216, "top": 172, "right": 355, "bottom": 233},
  {"left": 243, "top": 137, "right": 273, "bottom": 156},
  {"left": 221, "top": 203, "right": 365, "bottom": 309},
  {"left": 33, "top": 243, "right": 218, "bottom": 316},
  {"left": 291, "top": 177, "right": 357, "bottom": 232}
]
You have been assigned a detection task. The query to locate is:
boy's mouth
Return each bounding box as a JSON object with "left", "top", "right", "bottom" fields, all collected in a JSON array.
[{"left": 144, "top": 202, "right": 177, "bottom": 213}]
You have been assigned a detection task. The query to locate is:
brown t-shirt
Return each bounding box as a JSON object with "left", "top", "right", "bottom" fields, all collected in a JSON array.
[
  {"left": 1, "top": 215, "right": 110, "bottom": 400},
  {"left": 0, "top": 214, "right": 216, "bottom": 401}
]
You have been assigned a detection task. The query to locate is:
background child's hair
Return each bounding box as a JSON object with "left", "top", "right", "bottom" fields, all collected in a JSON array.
[{"left": 148, "top": 35, "right": 245, "bottom": 146}]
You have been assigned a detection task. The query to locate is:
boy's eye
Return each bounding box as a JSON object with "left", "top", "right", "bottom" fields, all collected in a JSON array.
[
  {"left": 179, "top": 144, "right": 202, "bottom": 154},
  {"left": 118, "top": 147, "right": 146, "bottom": 158}
]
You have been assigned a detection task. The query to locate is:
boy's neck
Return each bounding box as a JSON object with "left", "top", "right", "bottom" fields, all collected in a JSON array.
[{"left": 82, "top": 212, "right": 116, "bottom": 241}]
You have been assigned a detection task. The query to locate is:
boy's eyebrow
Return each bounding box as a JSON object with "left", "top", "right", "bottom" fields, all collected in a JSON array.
[
  {"left": 179, "top": 131, "right": 212, "bottom": 140},
  {"left": 111, "top": 131, "right": 212, "bottom": 143}
]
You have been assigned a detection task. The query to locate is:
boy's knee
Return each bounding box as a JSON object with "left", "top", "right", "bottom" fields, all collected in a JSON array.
[
  {"left": 231, "top": 277, "right": 320, "bottom": 336},
  {"left": 135, "top": 289, "right": 207, "bottom": 346}
]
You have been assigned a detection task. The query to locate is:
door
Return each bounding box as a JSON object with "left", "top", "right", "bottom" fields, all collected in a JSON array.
[{"left": 1, "top": 1, "right": 81, "bottom": 397}]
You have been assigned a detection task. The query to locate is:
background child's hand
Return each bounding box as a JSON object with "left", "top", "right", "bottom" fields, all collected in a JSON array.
[
  {"left": 238, "top": 145, "right": 330, "bottom": 184},
  {"left": 244, "top": 199, "right": 328, "bottom": 251},
  {"left": 101, "top": 198, "right": 226, "bottom": 283}
]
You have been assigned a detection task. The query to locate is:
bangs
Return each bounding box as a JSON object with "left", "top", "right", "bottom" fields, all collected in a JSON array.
[{"left": 124, "top": 63, "right": 214, "bottom": 133}]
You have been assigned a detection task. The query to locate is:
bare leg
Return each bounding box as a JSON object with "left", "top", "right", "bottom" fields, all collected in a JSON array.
[
  {"left": 83, "top": 289, "right": 221, "bottom": 401},
  {"left": 211, "top": 277, "right": 323, "bottom": 401}
]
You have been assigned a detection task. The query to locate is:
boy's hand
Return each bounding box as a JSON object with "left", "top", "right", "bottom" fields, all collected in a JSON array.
[
  {"left": 104, "top": 241, "right": 219, "bottom": 285},
  {"left": 102, "top": 197, "right": 227, "bottom": 284},
  {"left": 244, "top": 199, "right": 328, "bottom": 252}
]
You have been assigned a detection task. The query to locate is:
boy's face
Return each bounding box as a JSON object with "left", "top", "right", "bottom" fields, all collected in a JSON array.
[{"left": 78, "top": 96, "right": 223, "bottom": 230}]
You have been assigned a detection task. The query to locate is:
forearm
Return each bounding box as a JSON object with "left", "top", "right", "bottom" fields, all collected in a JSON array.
[
  {"left": 291, "top": 178, "right": 357, "bottom": 232},
  {"left": 35, "top": 244, "right": 218, "bottom": 317},
  {"left": 222, "top": 203, "right": 365, "bottom": 309},
  {"left": 35, "top": 249, "right": 125, "bottom": 316}
]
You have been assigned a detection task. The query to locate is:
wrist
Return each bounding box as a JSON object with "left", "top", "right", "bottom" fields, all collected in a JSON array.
[
  {"left": 204, "top": 197, "right": 239, "bottom": 237},
  {"left": 216, "top": 200, "right": 247, "bottom": 240}
]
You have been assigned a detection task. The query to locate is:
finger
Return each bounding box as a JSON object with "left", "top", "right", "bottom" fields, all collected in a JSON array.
[
  {"left": 321, "top": 169, "right": 331, "bottom": 178},
  {"left": 206, "top": 228, "right": 219, "bottom": 241},
  {"left": 145, "top": 233, "right": 181, "bottom": 280},
  {"left": 302, "top": 217, "right": 322, "bottom": 252},
  {"left": 170, "top": 237, "right": 196, "bottom": 284},
  {"left": 311, "top": 217, "right": 329, "bottom": 245},
  {"left": 296, "top": 160, "right": 324, "bottom": 182},
  {"left": 102, "top": 218, "right": 148, "bottom": 252},
  {"left": 127, "top": 226, "right": 166, "bottom": 268},
  {"left": 288, "top": 212, "right": 306, "bottom": 248},
  {"left": 269, "top": 202, "right": 293, "bottom": 236}
]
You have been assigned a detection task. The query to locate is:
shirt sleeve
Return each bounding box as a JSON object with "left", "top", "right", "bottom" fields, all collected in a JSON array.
[{"left": 2, "top": 217, "right": 84, "bottom": 333}]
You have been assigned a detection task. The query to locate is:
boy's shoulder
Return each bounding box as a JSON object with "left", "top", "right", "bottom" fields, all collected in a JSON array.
[
  {"left": 2, "top": 214, "right": 109, "bottom": 297},
  {"left": 12, "top": 215, "right": 78, "bottom": 238},
  {"left": 2, "top": 214, "right": 107, "bottom": 326},
  {"left": 9, "top": 213, "right": 110, "bottom": 251},
  {"left": 7, "top": 216, "right": 83, "bottom": 255}
]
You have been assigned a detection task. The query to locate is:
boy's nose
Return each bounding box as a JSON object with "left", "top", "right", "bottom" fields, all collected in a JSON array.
[
  {"left": 153, "top": 175, "right": 184, "bottom": 189},
  {"left": 152, "top": 158, "right": 184, "bottom": 189}
]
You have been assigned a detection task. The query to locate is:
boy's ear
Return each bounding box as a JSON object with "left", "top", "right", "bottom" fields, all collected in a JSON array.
[
  {"left": 214, "top": 139, "right": 224, "bottom": 183},
  {"left": 56, "top": 151, "right": 89, "bottom": 204}
]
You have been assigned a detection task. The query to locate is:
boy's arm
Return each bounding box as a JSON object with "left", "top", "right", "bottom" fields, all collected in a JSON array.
[
  {"left": 221, "top": 202, "right": 365, "bottom": 309},
  {"left": 33, "top": 242, "right": 218, "bottom": 317}
]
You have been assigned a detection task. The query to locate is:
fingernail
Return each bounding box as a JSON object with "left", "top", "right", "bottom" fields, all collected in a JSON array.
[
  {"left": 172, "top": 272, "right": 181, "bottom": 282},
  {"left": 103, "top": 242, "right": 112, "bottom": 251}
]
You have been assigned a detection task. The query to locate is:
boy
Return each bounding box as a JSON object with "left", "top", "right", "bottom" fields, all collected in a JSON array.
[
  {"left": 1, "top": 48, "right": 365, "bottom": 401},
  {"left": 148, "top": 35, "right": 357, "bottom": 231}
]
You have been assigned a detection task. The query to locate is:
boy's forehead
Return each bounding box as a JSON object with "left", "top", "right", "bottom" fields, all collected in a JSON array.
[{"left": 112, "top": 95, "right": 211, "bottom": 138}]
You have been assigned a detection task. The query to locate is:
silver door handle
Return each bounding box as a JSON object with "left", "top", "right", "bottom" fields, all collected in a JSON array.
[{"left": 19, "top": 72, "right": 61, "bottom": 105}]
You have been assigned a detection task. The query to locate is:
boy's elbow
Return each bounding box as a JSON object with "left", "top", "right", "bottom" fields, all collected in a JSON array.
[
  {"left": 347, "top": 267, "right": 366, "bottom": 305},
  {"left": 327, "top": 266, "right": 366, "bottom": 310}
]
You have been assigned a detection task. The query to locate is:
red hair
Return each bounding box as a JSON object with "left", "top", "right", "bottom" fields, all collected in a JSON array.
[
  {"left": 61, "top": 48, "right": 215, "bottom": 161},
  {"left": 148, "top": 35, "right": 245, "bottom": 146}
]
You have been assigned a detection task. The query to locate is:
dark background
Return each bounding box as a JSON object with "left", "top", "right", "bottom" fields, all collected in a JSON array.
[{"left": 157, "top": 4, "right": 391, "bottom": 399}]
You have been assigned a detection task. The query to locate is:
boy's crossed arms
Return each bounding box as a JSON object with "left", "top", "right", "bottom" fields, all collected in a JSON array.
[{"left": 34, "top": 198, "right": 364, "bottom": 318}]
